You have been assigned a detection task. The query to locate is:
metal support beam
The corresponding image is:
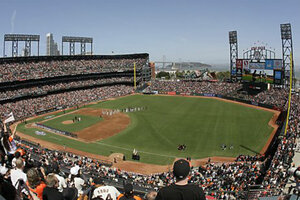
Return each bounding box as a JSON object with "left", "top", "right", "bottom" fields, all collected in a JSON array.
[
  {"left": 81, "top": 42, "right": 86, "bottom": 55},
  {"left": 12, "top": 40, "right": 18, "bottom": 57},
  {"left": 25, "top": 40, "right": 31, "bottom": 56},
  {"left": 70, "top": 42, "right": 75, "bottom": 55},
  {"left": 280, "top": 23, "right": 295, "bottom": 88}
]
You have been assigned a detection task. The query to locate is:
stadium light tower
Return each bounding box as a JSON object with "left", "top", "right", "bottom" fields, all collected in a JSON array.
[
  {"left": 3, "top": 34, "right": 40, "bottom": 57},
  {"left": 280, "top": 23, "right": 295, "bottom": 88},
  {"left": 229, "top": 31, "right": 238, "bottom": 80},
  {"left": 62, "top": 36, "right": 93, "bottom": 55}
]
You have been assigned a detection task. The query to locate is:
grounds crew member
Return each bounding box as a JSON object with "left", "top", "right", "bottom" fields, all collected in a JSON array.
[{"left": 155, "top": 159, "right": 206, "bottom": 200}]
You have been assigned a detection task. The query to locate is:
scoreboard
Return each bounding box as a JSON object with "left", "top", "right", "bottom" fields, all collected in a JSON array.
[{"left": 235, "top": 59, "right": 283, "bottom": 85}]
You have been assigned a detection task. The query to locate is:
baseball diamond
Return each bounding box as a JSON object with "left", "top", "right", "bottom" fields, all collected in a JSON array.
[
  {"left": 0, "top": 5, "right": 298, "bottom": 198},
  {"left": 16, "top": 94, "right": 278, "bottom": 166}
]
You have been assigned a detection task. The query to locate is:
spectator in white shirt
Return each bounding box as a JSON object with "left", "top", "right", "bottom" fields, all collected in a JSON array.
[
  {"left": 68, "top": 166, "right": 85, "bottom": 196},
  {"left": 10, "top": 158, "right": 27, "bottom": 189}
]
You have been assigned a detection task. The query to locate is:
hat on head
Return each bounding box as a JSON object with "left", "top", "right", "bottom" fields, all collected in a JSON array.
[
  {"left": 51, "top": 162, "right": 60, "bottom": 174},
  {"left": 124, "top": 183, "right": 133, "bottom": 195},
  {"left": 0, "top": 166, "right": 8, "bottom": 175},
  {"left": 173, "top": 159, "right": 190, "bottom": 180},
  {"left": 70, "top": 166, "right": 79, "bottom": 175},
  {"left": 93, "top": 177, "right": 104, "bottom": 185},
  {"left": 62, "top": 187, "right": 78, "bottom": 200}
]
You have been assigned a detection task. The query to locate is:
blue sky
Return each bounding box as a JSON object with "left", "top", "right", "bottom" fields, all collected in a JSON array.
[{"left": 0, "top": 0, "right": 299, "bottom": 67}]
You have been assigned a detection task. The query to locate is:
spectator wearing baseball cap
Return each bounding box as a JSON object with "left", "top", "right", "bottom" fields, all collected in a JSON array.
[
  {"left": 68, "top": 166, "right": 85, "bottom": 196},
  {"left": 155, "top": 159, "right": 205, "bottom": 200},
  {"left": 91, "top": 178, "right": 120, "bottom": 200},
  {"left": 117, "top": 183, "right": 142, "bottom": 200}
]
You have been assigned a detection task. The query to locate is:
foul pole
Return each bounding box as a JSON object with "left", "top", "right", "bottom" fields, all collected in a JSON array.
[
  {"left": 284, "top": 53, "right": 293, "bottom": 135},
  {"left": 134, "top": 62, "right": 137, "bottom": 90}
]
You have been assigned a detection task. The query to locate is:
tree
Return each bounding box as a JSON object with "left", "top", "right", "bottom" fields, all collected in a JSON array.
[
  {"left": 216, "top": 71, "right": 230, "bottom": 81},
  {"left": 156, "top": 71, "right": 170, "bottom": 79},
  {"left": 175, "top": 70, "right": 185, "bottom": 78}
]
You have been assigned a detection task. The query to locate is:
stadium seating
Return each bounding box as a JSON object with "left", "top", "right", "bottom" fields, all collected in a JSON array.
[{"left": 0, "top": 56, "right": 299, "bottom": 199}]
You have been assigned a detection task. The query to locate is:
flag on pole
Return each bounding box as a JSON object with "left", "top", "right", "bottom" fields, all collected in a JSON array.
[{"left": 4, "top": 112, "right": 15, "bottom": 123}]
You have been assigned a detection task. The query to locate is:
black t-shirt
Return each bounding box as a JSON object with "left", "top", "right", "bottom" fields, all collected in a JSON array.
[
  {"left": 42, "top": 186, "right": 64, "bottom": 200},
  {"left": 155, "top": 184, "right": 206, "bottom": 200}
]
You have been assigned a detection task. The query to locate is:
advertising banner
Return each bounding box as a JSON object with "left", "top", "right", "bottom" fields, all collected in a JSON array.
[
  {"left": 249, "top": 62, "right": 265, "bottom": 69},
  {"left": 274, "top": 59, "right": 283, "bottom": 70},
  {"left": 265, "top": 60, "right": 274, "bottom": 70},
  {"left": 236, "top": 59, "right": 243, "bottom": 69},
  {"left": 274, "top": 71, "right": 282, "bottom": 79},
  {"left": 273, "top": 70, "right": 283, "bottom": 85},
  {"left": 243, "top": 60, "right": 250, "bottom": 70},
  {"left": 236, "top": 59, "right": 243, "bottom": 79},
  {"left": 167, "top": 91, "right": 176, "bottom": 95},
  {"left": 265, "top": 59, "right": 283, "bottom": 70},
  {"left": 231, "top": 69, "right": 236, "bottom": 75}
]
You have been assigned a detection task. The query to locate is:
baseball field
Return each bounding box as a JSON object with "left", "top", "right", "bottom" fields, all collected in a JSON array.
[{"left": 16, "top": 94, "right": 277, "bottom": 166}]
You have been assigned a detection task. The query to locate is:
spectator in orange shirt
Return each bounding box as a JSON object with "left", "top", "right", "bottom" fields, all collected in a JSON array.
[{"left": 27, "top": 168, "right": 46, "bottom": 200}]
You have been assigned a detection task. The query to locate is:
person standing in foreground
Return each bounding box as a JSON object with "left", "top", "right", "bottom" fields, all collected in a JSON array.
[
  {"left": 155, "top": 159, "right": 206, "bottom": 200},
  {"left": 117, "top": 183, "right": 142, "bottom": 200}
]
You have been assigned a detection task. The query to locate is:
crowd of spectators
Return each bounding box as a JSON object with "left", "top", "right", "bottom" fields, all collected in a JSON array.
[
  {"left": 0, "top": 77, "right": 134, "bottom": 101},
  {"left": 0, "top": 85, "right": 133, "bottom": 120},
  {"left": 1, "top": 78, "right": 300, "bottom": 199},
  {"left": 1, "top": 127, "right": 158, "bottom": 200},
  {"left": 145, "top": 80, "right": 289, "bottom": 108},
  {"left": 260, "top": 94, "right": 300, "bottom": 196},
  {"left": 0, "top": 58, "right": 147, "bottom": 83},
  {"left": 144, "top": 80, "right": 242, "bottom": 96}
]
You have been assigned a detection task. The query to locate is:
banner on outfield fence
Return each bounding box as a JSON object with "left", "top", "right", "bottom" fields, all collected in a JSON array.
[{"left": 167, "top": 91, "right": 176, "bottom": 95}]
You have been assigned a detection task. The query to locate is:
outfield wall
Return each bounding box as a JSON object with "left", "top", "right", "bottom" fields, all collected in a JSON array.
[{"left": 157, "top": 91, "right": 282, "bottom": 111}]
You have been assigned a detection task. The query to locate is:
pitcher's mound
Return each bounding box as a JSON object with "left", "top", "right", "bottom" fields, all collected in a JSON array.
[{"left": 62, "top": 120, "right": 73, "bottom": 125}]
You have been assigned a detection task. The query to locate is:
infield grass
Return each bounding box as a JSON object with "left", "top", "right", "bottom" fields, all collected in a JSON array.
[
  {"left": 17, "top": 95, "right": 275, "bottom": 165},
  {"left": 41, "top": 114, "right": 102, "bottom": 133}
]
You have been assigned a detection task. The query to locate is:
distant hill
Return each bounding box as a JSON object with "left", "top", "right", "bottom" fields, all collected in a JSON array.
[
  {"left": 162, "top": 62, "right": 211, "bottom": 70},
  {"left": 210, "top": 64, "right": 229, "bottom": 72}
]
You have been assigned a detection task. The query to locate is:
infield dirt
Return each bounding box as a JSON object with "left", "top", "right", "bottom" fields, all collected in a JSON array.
[{"left": 74, "top": 108, "right": 130, "bottom": 141}]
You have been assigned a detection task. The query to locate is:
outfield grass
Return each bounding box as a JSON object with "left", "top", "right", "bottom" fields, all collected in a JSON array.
[
  {"left": 41, "top": 114, "right": 102, "bottom": 133},
  {"left": 17, "top": 95, "right": 274, "bottom": 165}
]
